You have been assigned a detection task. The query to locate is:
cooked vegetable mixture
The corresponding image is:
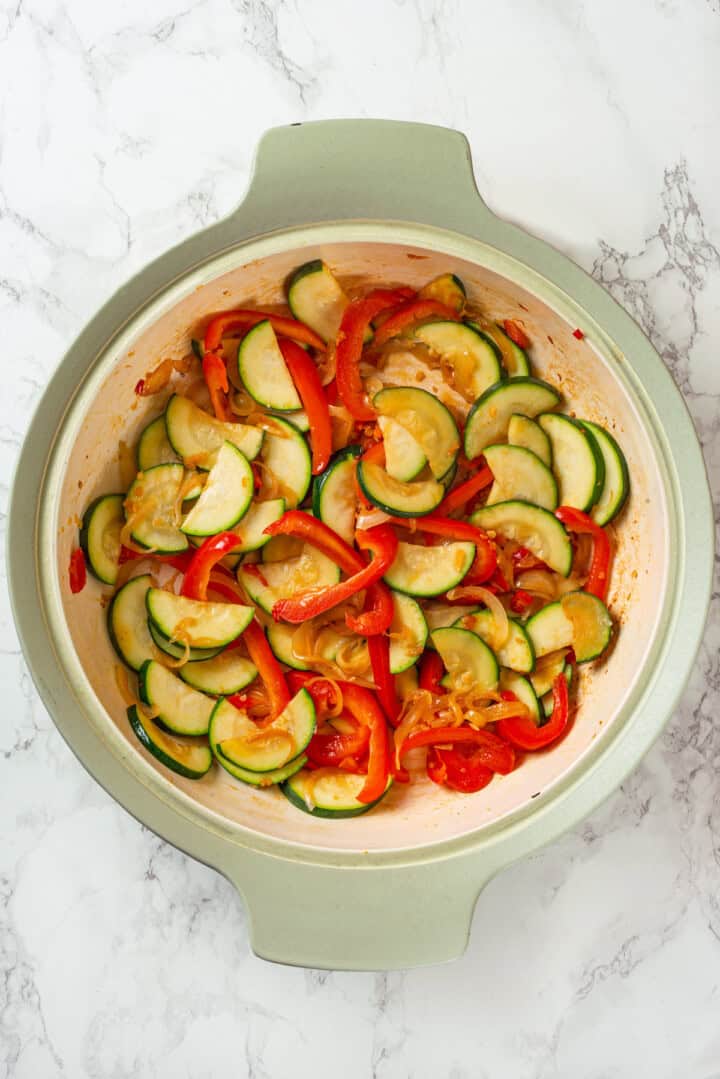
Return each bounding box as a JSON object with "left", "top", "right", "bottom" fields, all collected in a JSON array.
[{"left": 72, "top": 262, "right": 628, "bottom": 817}]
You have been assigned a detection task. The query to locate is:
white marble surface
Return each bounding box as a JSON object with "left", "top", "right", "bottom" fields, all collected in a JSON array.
[{"left": 1, "top": 0, "right": 719, "bottom": 1075}]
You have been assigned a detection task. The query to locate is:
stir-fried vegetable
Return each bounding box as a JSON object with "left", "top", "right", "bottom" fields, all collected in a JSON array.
[{"left": 75, "top": 263, "right": 627, "bottom": 813}]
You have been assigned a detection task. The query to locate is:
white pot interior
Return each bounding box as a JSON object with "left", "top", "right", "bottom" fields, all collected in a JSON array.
[{"left": 54, "top": 234, "right": 670, "bottom": 853}]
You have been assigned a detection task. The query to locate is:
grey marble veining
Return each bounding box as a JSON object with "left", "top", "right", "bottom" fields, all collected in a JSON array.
[{"left": 0, "top": 1, "right": 718, "bottom": 1076}]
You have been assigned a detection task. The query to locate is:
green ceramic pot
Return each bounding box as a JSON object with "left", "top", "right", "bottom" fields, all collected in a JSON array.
[{"left": 8, "top": 121, "right": 713, "bottom": 970}]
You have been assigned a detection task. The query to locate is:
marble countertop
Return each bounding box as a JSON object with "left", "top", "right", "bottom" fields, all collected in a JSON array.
[{"left": 1, "top": 1, "right": 718, "bottom": 1076}]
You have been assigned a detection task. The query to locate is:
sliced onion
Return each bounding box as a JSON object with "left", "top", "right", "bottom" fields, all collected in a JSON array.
[
  {"left": 515, "top": 569, "right": 557, "bottom": 600},
  {"left": 355, "top": 507, "right": 392, "bottom": 530},
  {"left": 137, "top": 357, "right": 174, "bottom": 396},
  {"left": 447, "top": 585, "right": 509, "bottom": 649}
]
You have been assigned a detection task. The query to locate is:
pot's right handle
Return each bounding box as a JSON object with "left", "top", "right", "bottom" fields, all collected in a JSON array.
[
  {"left": 223, "top": 846, "right": 501, "bottom": 971},
  {"left": 228, "top": 119, "right": 495, "bottom": 238}
]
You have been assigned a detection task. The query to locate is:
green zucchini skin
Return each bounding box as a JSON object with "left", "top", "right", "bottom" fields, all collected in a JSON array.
[
  {"left": 281, "top": 772, "right": 393, "bottom": 818},
  {"left": 127, "top": 705, "right": 213, "bottom": 779},
  {"left": 79, "top": 493, "right": 124, "bottom": 585}
]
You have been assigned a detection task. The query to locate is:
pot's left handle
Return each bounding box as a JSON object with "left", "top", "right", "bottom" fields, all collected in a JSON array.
[
  {"left": 223, "top": 848, "right": 499, "bottom": 971},
  {"left": 224, "top": 119, "right": 495, "bottom": 239}
]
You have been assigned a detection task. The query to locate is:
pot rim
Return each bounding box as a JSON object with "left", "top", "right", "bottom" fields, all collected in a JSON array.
[{"left": 10, "top": 216, "right": 713, "bottom": 870}]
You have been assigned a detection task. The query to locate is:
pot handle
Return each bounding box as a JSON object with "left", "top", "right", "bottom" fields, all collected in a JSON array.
[
  {"left": 228, "top": 119, "right": 494, "bottom": 237},
  {"left": 223, "top": 847, "right": 499, "bottom": 970}
]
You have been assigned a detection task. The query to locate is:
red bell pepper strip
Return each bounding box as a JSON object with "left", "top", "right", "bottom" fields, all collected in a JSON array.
[
  {"left": 510, "top": 589, "right": 534, "bottom": 614},
  {"left": 438, "top": 466, "right": 493, "bottom": 513},
  {"left": 502, "top": 319, "right": 531, "bottom": 350},
  {"left": 69, "top": 548, "right": 86, "bottom": 594},
  {"left": 265, "top": 510, "right": 363, "bottom": 575},
  {"left": 367, "top": 632, "right": 400, "bottom": 725},
  {"left": 373, "top": 298, "right": 460, "bottom": 347},
  {"left": 278, "top": 339, "right": 332, "bottom": 475},
  {"left": 481, "top": 566, "right": 511, "bottom": 596},
  {"left": 292, "top": 672, "right": 391, "bottom": 803},
  {"left": 426, "top": 744, "right": 494, "bottom": 793},
  {"left": 181, "top": 531, "right": 239, "bottom": 601},
  {"left": 339, "top": 681, "right": 391, "bottom": 803},
  {"left": 264, "top": 509, "right": 394, "bottom": 636},
  {"left": 241, "top": 619, "right": 291, "bottom": 721},
  {"left": 389, "top": 514, "right": 497, "bottom": 584},
  {"left": 497, "top": 673, "right": 570, "bottom": 750},
  {"left": 335, "top": 289, "right": 414, "bottom": 421},
  {"left": 203, "top": 309, "right": 326, "bottom": 353},
  {"left": 202, "top": 353, "right": 232, "bottom": 421},
  {"left": 398, "top": 726, "right": 516, "bottom": 774},
  {"left": 345, "top": 581, "right": 394, "bottom": 636},
  {"left": 270, "top": 524, "right": 398, "bottom": 624},
  {"left": 419, "top": 651, "right": 445, "bottom": 694},
  {"left": 554, "top": 506, "right": 611, "bottom": 601},
  {"left": 287, "top": 671, "right": 341, "bottom": 720},
  {"left": 306, "top": 716, "right": 370, "bottom": 767}
]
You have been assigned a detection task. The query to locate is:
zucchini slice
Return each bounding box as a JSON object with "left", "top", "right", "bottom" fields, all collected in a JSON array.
[
  {"left": 389, "top": 592, "right": 428, "bottom": 674},
  {"left": 431, "top": 626, "right": 499, "bottom": 693},
  {"left": 277, "top": 409, "right": 310, "bottom": 433},
  {"left": 530, "top": 651, "right": 569, "bottom": 697},
  {"left": 538, "top": 414, "right": 605, "bottom": 512},
  {"left": 507, "top": 414, "right": 552, "bottom": 467},
  {"left": 499, "top": 671, "right": 541, "bottom": 723},
  {"left": 312, "top": 445, "right": 361, "bottom": 545},
  {"left": 259, "top": 415, "right": 312, "bottom": 508},
  {"left": 483, "top": 444, "right": 558, "bottom": 511},
  {"left": 464, "top": 378, "right": 561, "bottom": 460},
  {"left": 282, "top": 769, "right": 392, "bottom": 818},
  {"left": 266, "top": 622, "right": 346, "bottom": 671},
  {"left": 357, "top": 459, "right": 444, "bottom": 517},
  {"left": 286, "top": 259, "right": 350, "bottom": 343},
  {"left": 417, "top": 273, "right": 466, "bottom": 314},
  {"left": 79, "top": 493, "right": 124, "bottom": 585},
  {"left": 261, "top": 534, "right": 305, "bottom": 564},
  {"left": 127, "top": 705, "right": 212, "bottom": 779},
  {"left": 180, "top": 441, "right": 254, "bottom": 536},
  {"left": 148, "top": 620, "right": 223, "bottom": 663},
  {"left": 455, "top": 610, "right": 535, "bottom": 674},
  {"left": 471, "top": 500, "right": 572, "bottom": 576},
  {"left": 138, "top": 659, "right": 215, "bottom": 736},
  {"left": 373, "top": 386, "right": 460, "bottom": 479},
  {"left": 215, "top": 744, "right": 307, "bottom": 787},
  {"left": 179, "top": 650, "right": 257, "bottom": 695},
  {"left": 378, "top": 416, "right": 427, "bottom": 482},
  {"left": 480, "top": 323, "right": 531, "bottom": 377},
  {"left": 165, "top": 394, "right": 263, "bottom": 469},
  {"left": 146, "top": 589, "right": 253, "bottom": 648},
  {"left": 384, "top": 541, "right": 475, "bottom": 597},
  {"left": 108, "top": 574, "right": 158, "bottom": 671},
  {"left": 580, "top": 420, "right": 630, "bottom": 525},
  {"left": 238, "top": 545, "right": 341, "bottom": 616},
  {"left": 124, "top": 463, "right": 188, "bottom": 554},
  {"left": 415, "top": 321, "right": 502, "bottom": 399},
  {"left": 210, "top": 689, "right": 316, "bottom": 773},
  {"left": 227, "top": 497, "right": 286, "bottom": 554},
  {"left": 526, "top": 591, "right": 612, "bottom": 663},
  {"left": 137, "top": 415, "right": 179, "bottom": 471},
  {"left": 237, "top": 320, "right": 302, "bottom": 412}
]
